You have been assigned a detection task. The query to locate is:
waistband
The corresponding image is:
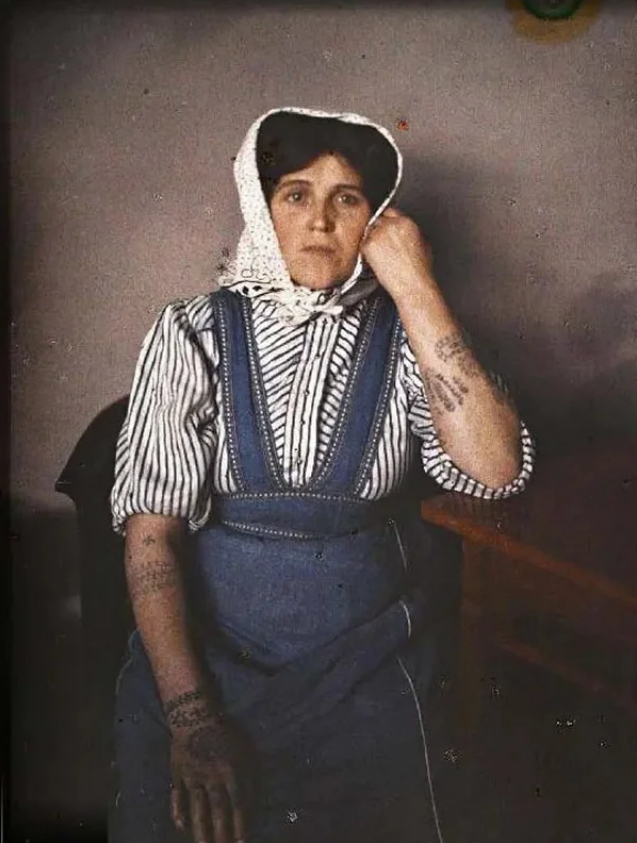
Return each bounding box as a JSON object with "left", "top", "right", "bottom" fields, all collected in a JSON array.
[{"left": 209, "top": 491, "right": 414, "bottom": 539}]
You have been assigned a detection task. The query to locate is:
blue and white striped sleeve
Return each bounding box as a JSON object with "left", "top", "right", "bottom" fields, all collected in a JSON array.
[
  {"left": 399, "top": 331, "right": 535, "bottom": 499},
  {"left": 110, "top": 297, "right": 220, "bottom": 534}
]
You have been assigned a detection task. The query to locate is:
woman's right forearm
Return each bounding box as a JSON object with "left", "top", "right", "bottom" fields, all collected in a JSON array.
[{"left": 124, "top": 513, "right": 223, "bottom": 722}]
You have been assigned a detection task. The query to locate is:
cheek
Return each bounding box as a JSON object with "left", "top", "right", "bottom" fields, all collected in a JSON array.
[
  {"left": 271, "top": 213, "right": 297, "bottom": 252},
  {"left": 343, "top": 215, "right": 371, "bottom": 251}
]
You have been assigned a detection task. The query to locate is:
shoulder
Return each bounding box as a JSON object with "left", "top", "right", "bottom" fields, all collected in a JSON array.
[{"left": 153, "top": 292, "right": 220, "bottom": 337}]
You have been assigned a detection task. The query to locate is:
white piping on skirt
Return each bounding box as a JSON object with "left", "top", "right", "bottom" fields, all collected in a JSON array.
[
  {"left": 114, "top": 629, "right": 139, "bottom": 699},
  {"left": 397, "top": 656, "right": 446, "bottom": 843},
  {"left": 389, "top": 518, "right": 410, "bottom": 573},
  {"left": 399, "top": 599, "right": 413, "bottom": 640}
]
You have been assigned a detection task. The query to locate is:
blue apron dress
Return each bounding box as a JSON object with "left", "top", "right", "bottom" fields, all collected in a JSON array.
[{"left": 110, "top": 289, "right": 460, "bottom": 843}]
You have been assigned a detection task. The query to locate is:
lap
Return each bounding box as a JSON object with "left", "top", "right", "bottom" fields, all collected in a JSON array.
[{"left": 110, "top": 632, "right": 444, "bottom": 843}]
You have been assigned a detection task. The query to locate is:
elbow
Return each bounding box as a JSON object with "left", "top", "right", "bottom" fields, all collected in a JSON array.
[
  {"left": 484, "top": 422, "right": 525, "bottom": 489},
  {"left": 486, "top": 452, "right": 526, "bottom": 493},
  {"left": 473, "top": 446, "right": 523, "bottom": 492},
  {"left": 487, "top": 463, "right": 521, "bottom": 491}
]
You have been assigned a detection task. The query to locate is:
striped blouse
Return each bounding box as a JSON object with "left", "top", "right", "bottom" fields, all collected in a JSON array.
[{"left": 110, "top": 292, "right": 535, "bottom": 533}]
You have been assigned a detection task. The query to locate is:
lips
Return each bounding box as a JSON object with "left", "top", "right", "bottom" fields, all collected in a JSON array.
[{"left": 302, "top": 245, "right": 335, "bottom": 254}]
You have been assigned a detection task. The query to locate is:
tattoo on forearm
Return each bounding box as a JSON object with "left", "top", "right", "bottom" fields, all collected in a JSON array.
[
  {"left": 432, "top": 331, "right": 516, "bottom": 414},
  {"left": 164, "top": 689, "right": 224, "bottom": 732},
  {"left": 142, "top": 534, "right": 157, "bottom": 546},
  {"left": 423, "top": 370, "right": 454, "bottom": 412},
  {"left": 165, "top": 690, "right": 205, "bottom": 716},
  {"left": 169, "top": 704, "right": 213, "bottom": 730},
  {"left": 425, "top": 364, "right": 517, "bottom": 418},
  {"left": 423, "top": 369, "right": 470, "bottom": 413},
  {"left": 434, "top": 332, "right": 481, "bottom": 379},
  {"left": 422, "top": 371, "right": 443, "bottom": 411},
  {"left": 436, "top": 373, "right": 469, "bottom": 403},
  {"left": 127, "top": 559, "right": 178, "bottom": 600}
]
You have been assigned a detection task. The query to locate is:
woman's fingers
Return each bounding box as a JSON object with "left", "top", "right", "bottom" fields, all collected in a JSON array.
[
  {"left": 170, "top": 778, "right": 186, "bottom": 833},
  {"left": 190, "top": 785, "right": 215, "bottom": 843},
  {"left": 207, "top": 784, "right": 232, "bottom": 843},
  {"left": 224, "top": 769, "right": 246, "bottom": 842},
  {"left": 169, "top": 723, "right": 252, "bottom": 841},
  {"left": 175, "top": 777, "right": 241, "bottom": 843}
]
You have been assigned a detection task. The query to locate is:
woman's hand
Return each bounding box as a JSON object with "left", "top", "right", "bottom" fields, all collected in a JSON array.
[
  {"left": 169, "top": 711, "right": 255, "bottom": 843},
  {"left": 361, "top": 208, "right": 435, "bottom": 304}
]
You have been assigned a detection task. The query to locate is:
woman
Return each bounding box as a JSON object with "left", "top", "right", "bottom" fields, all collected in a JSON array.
[{"left": 109, "top": 107, "right": 535, "bottom": 843}]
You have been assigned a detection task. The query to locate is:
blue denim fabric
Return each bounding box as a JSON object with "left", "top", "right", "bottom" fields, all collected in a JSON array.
[
  {"left": 110, "top": 632, "right": 184, "bottom": 843},
  {"left": 111, "top": 289, "right": 456, "bottom": 843},
  {"left": 215, "top": 289, "right": 399, "bottom": 494}
]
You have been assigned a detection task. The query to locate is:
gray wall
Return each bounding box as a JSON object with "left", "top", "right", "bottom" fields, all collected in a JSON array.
[
  {"left": 10, "top": 0, "right": 637, "bottom": 829},
  {"left": 11, "top": 2, "right": 637, "bottom": 514}
]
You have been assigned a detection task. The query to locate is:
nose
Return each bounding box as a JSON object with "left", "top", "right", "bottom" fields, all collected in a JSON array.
[{"left": 308, "top": 200, "right": 335, "bottom": 232}]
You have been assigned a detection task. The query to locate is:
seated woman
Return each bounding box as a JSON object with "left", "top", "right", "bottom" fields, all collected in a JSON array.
[{"left": 109, "top": 107, "right": 535, "bottom": 843}]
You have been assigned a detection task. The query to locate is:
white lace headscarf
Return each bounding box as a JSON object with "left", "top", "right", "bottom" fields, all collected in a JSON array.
[{"left": 217, "top": 106, "right": 404, "bottom": 325}]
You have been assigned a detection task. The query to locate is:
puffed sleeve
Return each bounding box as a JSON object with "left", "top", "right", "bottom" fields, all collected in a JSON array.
[
  {"left": 399, "top": 329, "right": 535, "bottom": 499},
  {"left": 110, "top": 297, "right": 220, "bottom": 534}
]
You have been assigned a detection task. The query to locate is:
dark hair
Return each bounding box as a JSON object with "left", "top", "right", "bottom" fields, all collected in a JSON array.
[{"left": 256, "top": 112, "right": 398, "bottom": 212}]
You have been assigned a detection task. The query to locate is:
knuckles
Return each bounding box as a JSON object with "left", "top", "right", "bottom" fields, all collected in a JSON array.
[{"left": 206, "top": 787, "right": 227, "bottom": 808}]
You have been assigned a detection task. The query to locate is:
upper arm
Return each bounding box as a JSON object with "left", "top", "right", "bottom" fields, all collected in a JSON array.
[
  {"left": 111, "top": 298, "right": 220, "bottom": 534},
  {"left": 125, "top": 513, "right": 187, "bottom": 542}
]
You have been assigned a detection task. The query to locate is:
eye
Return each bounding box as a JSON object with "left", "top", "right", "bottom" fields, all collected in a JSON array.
[
  {"left": 337, "top": 192, "right": 363, "bottom": 207},
  {"left": 284, "top": 190, "right": 306, "bottom": 204}
]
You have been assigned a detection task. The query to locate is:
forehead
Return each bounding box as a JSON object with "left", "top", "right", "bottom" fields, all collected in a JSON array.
[{"left": 278, "top": 152, "right": 363, "bottom": 186}]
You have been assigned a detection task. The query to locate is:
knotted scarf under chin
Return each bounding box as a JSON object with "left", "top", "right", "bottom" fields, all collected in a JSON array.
[{"left": 217, "top": 261, "right": 380, "bottom": 325}]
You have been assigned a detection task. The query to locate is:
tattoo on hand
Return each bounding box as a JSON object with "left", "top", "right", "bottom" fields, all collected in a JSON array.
[
  {"left": 186, "top": 723, "right": 234, "bottom": 762},
  {"left": 434, "top": 332, "right": 481, "bottom": 379},
  {"left": 128, "top": 559, "right": 178, "bottom": 599}
]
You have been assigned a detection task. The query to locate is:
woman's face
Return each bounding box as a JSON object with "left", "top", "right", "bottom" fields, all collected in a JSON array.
[{"left": 269, "top": 153, "right": 373, "bottom": 290}]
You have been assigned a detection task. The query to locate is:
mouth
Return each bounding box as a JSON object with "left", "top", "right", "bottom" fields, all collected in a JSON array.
[{"left": 302, "top": 245, "right": 336, "bottom": 255}]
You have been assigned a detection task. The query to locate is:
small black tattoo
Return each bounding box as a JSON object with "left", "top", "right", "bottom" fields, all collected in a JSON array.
[
  {"left": 128, "top": 560, "right": 177, "bottom": 599},
  {"left": 142, "top": 534, "right": 157, "bottom": 546}
]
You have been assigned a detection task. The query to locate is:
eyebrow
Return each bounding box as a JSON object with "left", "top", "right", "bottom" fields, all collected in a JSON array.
[{"left": 274, "top": 179, "right": 364, "bottom": 194}]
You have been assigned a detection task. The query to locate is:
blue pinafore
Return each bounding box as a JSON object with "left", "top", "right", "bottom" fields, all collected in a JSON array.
[{"left": 111, "top": 289, "right": 460, "bottom": 843}]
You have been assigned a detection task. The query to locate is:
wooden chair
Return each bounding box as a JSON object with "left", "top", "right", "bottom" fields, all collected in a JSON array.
[{"left": 55, "top": 396, "right": 134, "bottom": 809}]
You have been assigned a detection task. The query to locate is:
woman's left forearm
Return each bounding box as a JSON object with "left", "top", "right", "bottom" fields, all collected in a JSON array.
[{"left": 394, "top": 276, "right": 521, "bottom": 489}]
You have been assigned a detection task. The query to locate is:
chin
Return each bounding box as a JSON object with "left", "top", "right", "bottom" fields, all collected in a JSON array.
[
  {"left": 291, "top": 271, "right": 344, "bottom": 291},
  {"left": 290, "top": 259, "right": 355, "bottom": 292}
]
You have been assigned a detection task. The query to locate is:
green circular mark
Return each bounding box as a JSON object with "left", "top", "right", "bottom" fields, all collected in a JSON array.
[{"left": 520, "top": 0, "right": 584, "bottom": 19}]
